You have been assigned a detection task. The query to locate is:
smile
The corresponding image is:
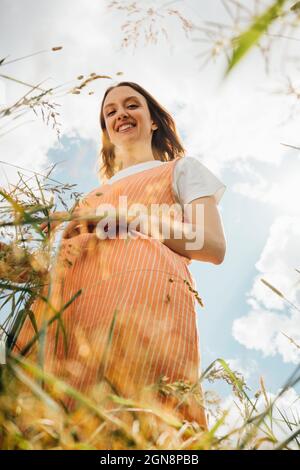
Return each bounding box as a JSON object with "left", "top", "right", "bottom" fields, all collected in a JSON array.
[{"left": 117, "top": 123, "right": 136, "bottom": 133}]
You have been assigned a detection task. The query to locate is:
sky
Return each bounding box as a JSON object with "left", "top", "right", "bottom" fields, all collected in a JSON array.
[{"left": 1, "top": 0, "right": 300, "bottom": 436}]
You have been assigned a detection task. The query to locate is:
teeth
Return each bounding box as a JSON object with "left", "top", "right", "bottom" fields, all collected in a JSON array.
[{"left": 118, "top": 123, "right": 135, "bottom": 132}]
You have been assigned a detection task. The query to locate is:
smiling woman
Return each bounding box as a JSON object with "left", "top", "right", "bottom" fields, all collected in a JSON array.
[
  {"left": 12, "top": 81, "right": 227, "bottom": 432},
  {"left": 102, "top": 85, "right": 160, "bottom": 173},
  {"left": 99, "top": 82, "right": 185, "bottom": 179}
]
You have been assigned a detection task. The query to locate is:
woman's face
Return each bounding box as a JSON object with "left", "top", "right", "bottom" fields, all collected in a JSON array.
[{"left": 103, "top": 86, "right": 156, "bottom": 148}]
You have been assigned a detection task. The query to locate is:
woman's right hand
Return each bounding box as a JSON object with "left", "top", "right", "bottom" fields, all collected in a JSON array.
[
  {"left": 60, "top": 207, "right": 158, "bottom": 240},
  {"left": 0, "top": 241, "right": 8, "bottom": 252},
  {"left": 95, "top": 210, "right": 163, "bottom": 240},
  {"left": 61, "top": 207, "right": 138, "bottom": 239},
  {"left": 39, "top": 211, "right": 70, "bottom": 236}
]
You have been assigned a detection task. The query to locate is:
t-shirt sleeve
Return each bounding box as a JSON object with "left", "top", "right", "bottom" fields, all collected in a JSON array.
[{"left": 172, "top": 157, "right": 227, "bottom": 206}]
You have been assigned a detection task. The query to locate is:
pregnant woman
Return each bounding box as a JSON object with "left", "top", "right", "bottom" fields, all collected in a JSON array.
[{"left": 11, "top": 81, "right": 227, "bottom": 432}]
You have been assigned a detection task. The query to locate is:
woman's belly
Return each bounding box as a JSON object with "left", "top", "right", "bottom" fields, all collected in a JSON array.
[
  {"left": 55, "top": 235, "right": 195, "bottom": 328},
  {"left": 61, "top": 231, "right": 193, "bottom": 289}
]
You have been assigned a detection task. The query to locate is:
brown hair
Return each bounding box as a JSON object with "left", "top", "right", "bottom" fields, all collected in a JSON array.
[{"left": 98, "top": 81, "right": 186, "bottom": 183}]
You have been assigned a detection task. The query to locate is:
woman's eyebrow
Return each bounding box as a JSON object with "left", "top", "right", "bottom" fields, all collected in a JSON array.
[{"left": 104, "top": 96, "right": 140, "bottom": 110}]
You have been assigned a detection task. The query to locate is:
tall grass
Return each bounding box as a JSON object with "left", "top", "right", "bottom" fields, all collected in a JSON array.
[
  {"left": 0, "top": 174, "right": 299, "bottom": 449},
  {"left": 1, "top": 31, "right": 300, "bottom": 449}
]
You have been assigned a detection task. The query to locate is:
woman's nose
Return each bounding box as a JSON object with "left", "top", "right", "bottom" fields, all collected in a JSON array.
[{"left": 117, "top": 109, "right": 129, "bottom": 120}]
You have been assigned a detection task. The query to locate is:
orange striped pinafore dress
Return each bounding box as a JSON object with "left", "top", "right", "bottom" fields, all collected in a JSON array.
[{"left": 12, "top": 157, "right": 208, "bottom": 431}]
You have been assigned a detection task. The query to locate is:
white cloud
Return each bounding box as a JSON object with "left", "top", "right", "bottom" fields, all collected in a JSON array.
[
  {"left": 253, "top": 216, "right": 300, "bottom": 307},
  {"left": 232, "top": 215, "right": 300, "bottom": 364},
  {"left": 224, "top": 357, "right": 258, "bottom": 381},
  {"left": 232, "top": 155, "right": 300, "bottom": 215},
  {"left": 209, "top": 387, "right": 300, "bottom": 449},
  {"left": 1, "top": 0, "right": 300, "bottom": 194},
  {"left": 232, "top": 308, "right": 300, "bottom": 363},
  {"left": 0, "top": 119, "right": 56, "bottom": 186}
]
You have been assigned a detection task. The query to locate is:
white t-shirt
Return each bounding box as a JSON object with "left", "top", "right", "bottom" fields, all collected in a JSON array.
[{"left": 105, "top": 156, "right": 227, "bottom": 207}]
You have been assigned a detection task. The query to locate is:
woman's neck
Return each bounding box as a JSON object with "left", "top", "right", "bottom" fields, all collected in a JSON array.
[{"left": 114, "top": 145, "right": 156, "bottom": 171}]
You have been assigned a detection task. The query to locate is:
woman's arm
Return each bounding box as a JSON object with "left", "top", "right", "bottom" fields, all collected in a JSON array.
[{"left": 161, "top": 196, "right": 226, "bottom": 264}]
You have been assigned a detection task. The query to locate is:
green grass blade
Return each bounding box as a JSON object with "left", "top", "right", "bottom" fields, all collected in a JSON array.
[
  {"left": 225, "top": 0, "right": 286, "bottom": 77},
  {"left": 274, "top": 425, "right": 300, "bottom": 450}
]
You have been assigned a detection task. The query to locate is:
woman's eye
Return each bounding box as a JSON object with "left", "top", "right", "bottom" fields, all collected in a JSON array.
[{"left": 107, "top": 104, "right": 138, "bottom": 117}]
